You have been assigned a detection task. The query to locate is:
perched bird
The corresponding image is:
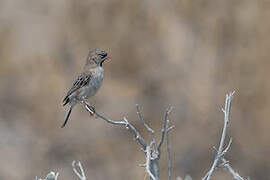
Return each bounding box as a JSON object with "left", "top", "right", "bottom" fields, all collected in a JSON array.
[{"left": 62, "top": 49, "right": 109, "bottom": 128}]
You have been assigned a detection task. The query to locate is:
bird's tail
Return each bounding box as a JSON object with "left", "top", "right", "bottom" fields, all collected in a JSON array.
[{"left": 61, "top": 105, "right": 73, "bottom": 128}]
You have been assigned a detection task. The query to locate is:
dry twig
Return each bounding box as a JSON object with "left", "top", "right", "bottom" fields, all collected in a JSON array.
[
  {"left": 82, "top": 102, "right": 174, "bottom": 180},
  {"left": 166, "top": 120, "right": 174, "bottom": 180},
  {"left": 202, "top": 92, "right": 249, "bottom": 180},
  {"left": 72, "top": 161, "right": 86, "bottom": 180},
  {"left": 35, "top": 171, "right": 59, "bottom": 180}
]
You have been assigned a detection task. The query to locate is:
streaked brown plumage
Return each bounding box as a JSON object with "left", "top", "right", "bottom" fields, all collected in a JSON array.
[{"left": 62, "top": 49, "right": 109, "bottom": 128}]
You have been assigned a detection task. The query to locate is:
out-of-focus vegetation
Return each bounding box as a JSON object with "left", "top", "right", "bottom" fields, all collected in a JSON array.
[{"left": 0, "top": 0, "right": 269, "bottom": 179}]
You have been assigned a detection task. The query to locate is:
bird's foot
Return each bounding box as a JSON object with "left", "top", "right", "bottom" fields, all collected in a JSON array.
[
  {"left": 81, "top": 100, "right": 96, "bottom": 116},
  {"left": 86, "top": 104, "right": 95, "bottom": 116}
]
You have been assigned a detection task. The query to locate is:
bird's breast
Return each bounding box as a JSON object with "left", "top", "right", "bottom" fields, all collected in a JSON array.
[
  {"left": 91, "top": 67, "right": 104, "bottom": 90},
  {"left": 81, "top": 67, "right": 104, "bottom": 98}
]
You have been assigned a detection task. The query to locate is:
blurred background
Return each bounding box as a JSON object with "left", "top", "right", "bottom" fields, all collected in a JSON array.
[{"left": 0, "top": 0, "right": 269, "bottom": 179}]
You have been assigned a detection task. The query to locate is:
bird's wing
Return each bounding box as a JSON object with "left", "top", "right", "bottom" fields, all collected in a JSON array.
[{"left": 63, "top": 72, "right": 92, "bottom": 106}]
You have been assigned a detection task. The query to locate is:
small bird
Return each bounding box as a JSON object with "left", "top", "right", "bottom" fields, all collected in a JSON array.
[{"left": 62, "top": 49, "right": 109, "bottom": 128}]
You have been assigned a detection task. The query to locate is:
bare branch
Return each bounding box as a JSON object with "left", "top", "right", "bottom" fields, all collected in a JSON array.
[
  {"left": 72, "top": 161, "right": 86, "bottom": 180},
  {"left": 146, "top": 146, "right": 156, "bottom": 180},
  {"left": 47, "top": 172, "right": 59, "bottom": 180},
  {"left": 218, "top": 92, "right": 234, "bottom": 153},
  {"left": 166, "top": 120, "right": 173, "bottom": 180},
  {"left": 221, "top": 158, "right": 248, "bottom": 180},
  {"left": 157, "top": 106, "right": 173, "bottom": 159},
  {"left": 167, "top": 125, "right": 175, "bottom": 132},
  {"left": 82, "top": 102, "right": 175, "bottom": 180},
  {"left": 82, "top": 101, "right": 147, "bottom": 150},
  {"left": 221, "top": 138, "right": 233, "bottom": 157},
  {"left": 202, "top": 92, "right": 234, "bottom": 180},
  {"left": 136, "top": 104, "right": 156, "bottom": 147},
  {"left": 36, "top": 171, "right": 59, "bottom": 180}
]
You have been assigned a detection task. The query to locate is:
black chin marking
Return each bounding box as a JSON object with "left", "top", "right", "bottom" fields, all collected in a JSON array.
[{"left": 100, "top": 59, "right": 105, "bottom": 66}]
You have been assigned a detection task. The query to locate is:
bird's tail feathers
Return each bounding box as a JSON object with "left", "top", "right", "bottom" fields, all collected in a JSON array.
[{"left": 61, "top": 105, "right": 73, "bottom": 128}]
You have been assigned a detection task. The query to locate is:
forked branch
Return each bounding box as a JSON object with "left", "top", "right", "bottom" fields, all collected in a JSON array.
[
  {"left": 72, "top": 161, "right": 86, "bottom": 180},
  {"left": 82, "top": 101, "right": 174, "bottom": 180},
  {"left": 202, "top": 92, "right": 249, "bottom": 180}
]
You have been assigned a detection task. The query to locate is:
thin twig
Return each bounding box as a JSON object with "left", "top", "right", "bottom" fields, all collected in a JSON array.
[
  {"left": 157, "top": 106, "right": 173, "bottom": 159},
  {"left": 82, "top": 102, "right": 175, "bottom": 180},
  {"left": 219, "top": 92, "right": 234, "bottom": 153},
  {"left": 220, "top": 138, "right": 233, "bottom": 157},
  {"left": 136, "top": 104, "right": 156, "bottom": 148},
  {"left": 82, "top": 101, "right": 147, "bottom": 150},
  {"left": 167, "top": 126, "right": 175, "bottom": 132},
  {"left": 166, "top": 120, "right": 173, "bottom": 180},
  {"left": 146, "top": 146, "right": 156, "bottom": 180},
  {"left": 221, "top": 158, "right": 247, "bottom": 180},
  {"left": 36, "top": 171, "right": 59, "bottom": 180},
  {"left": 202, "top": 92, "right": 234, "bottom": 180},
  {"left": 72, "top": 161, "right": 86, "bottom": 180}
]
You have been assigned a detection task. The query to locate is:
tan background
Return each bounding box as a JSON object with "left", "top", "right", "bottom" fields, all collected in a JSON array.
[{"left": 0, "top": 0, "right": 269, "bottom": 179}]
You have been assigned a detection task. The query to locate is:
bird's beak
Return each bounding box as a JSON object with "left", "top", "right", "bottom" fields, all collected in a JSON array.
[
  {"left": 105, "top": 55, "right": 111, "bottom": 60},
  {"left": 102, "top": 56, "right": 111, "bottom": 63}
]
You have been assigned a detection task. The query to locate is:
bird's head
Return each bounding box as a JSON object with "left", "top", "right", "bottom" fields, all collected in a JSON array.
[{"left": 86, "top": 49, "right": 109, "bottom": 67}]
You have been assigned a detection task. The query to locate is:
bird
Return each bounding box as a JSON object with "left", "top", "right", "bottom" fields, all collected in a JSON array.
[{"left": 62, "top": 49, "right": 109, "bottom": 128}]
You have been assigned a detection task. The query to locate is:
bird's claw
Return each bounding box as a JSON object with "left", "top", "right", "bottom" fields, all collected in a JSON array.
[{"left": 87, "top": 105, "right": 96, "bottom": 115}]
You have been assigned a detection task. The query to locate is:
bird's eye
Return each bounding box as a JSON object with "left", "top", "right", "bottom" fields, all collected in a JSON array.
[{"left": 99, "top": 51, "right": 107, "bottom": 59}]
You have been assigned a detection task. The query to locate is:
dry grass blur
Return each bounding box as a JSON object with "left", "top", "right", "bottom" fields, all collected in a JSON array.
[{"left": 0, "top": 0, "right": 269, "bottom": 179}]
